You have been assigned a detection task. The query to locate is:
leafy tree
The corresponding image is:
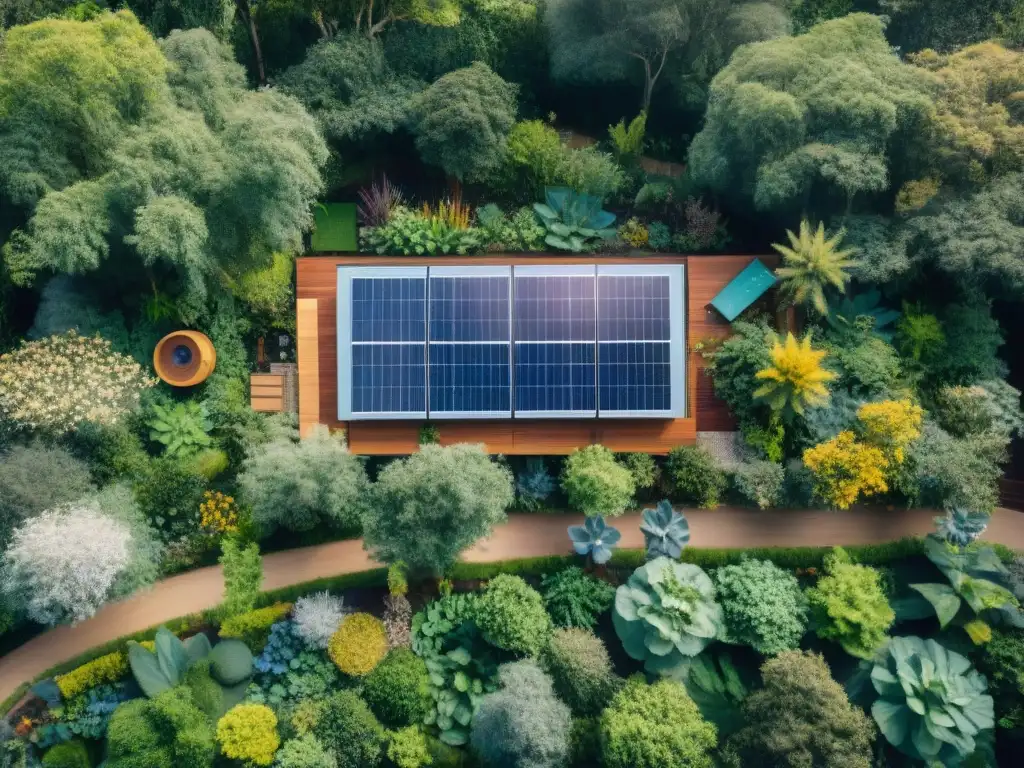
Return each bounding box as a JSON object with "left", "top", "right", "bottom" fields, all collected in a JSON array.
[
  {"left": 312, "top": 690, "right": 385, "bottom": 768},
  {"left": 706, "top": 318, "right": 774, "bottom": 427},
  {"left": 802, "top": 431, "right": 888, "bottom": 510},
  {"left": 362, "top": 648, "right": 431, "bottom": 728},
  {"left": 220, "top": 538, "right": 262, "bottom": 619},
  {"left": 805, "top": 547, "right": 894, "bottom": 659},
  {"left": 238, "top": 425, "right": 370, "bottom": 537},
  {"left": 411, "top": 62, "right": 517, "bottom": 182},
  {"left": 773, "top": 221, "right": 859, "bottom": 314},
  {"left": 544, "top": 628, "right": 621, "bottom": 716},
  {"left": 599, "top": 676, "right": 717, "bottom": 768},
  {"left": 475, "top": 574, "right": 552, "bottom": 656},
  {"left": 561, "top": 444, "right": 635, "bottom": 517},
  {"left": 909, "top": 41, "right": 1024, "bottom": 185},
  {"left": 105, "top": 687, "right": 215, "bottom": 768},
  {"left": 721, "top": 650, "right": 874, "bottom": 768},
  {"left": 545, "top": 0, "right": 789, "bottom": 113},
  {"left": 363, "top": 443, "right": 514, "bottom": 577},
  {"left": 688, "top": 13, "right": 934, "bottom": 216},
  {"left": 754, "top": 332, "right": 837, "bottom": 419},
  {"left": 470, "top": 660, "right": 572, "bottom": 768},
  {"left": 1, "top": 14, "right": 327, "bottom": 323},
  {"left": 713, "top": 558, "right": 808, "bottom": 655},
  {"left": 665, "top": 446, "right": 726, "bottom": 509}
]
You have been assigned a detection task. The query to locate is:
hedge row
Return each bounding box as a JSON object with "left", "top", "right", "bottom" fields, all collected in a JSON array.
[{"left": 4, "top": 536, "right": 1011, "bottom": 717}]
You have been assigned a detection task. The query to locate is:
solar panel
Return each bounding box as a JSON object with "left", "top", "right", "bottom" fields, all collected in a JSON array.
[
  {"left": 338, "top": 267, "right": 428, "bottom": 419},
  {"left": 514, "top": 342, "right": 596, "bottom": 414},
  {"left": 428, "top": 268, "right": 511, "bottom": 417},
  {"left": 596, "top": 266, "right": 684, "bottom": 417}
]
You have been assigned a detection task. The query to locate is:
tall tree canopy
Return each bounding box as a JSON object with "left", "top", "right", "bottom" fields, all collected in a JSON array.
[
  {"left": 0, "top": 11, "right": 327, "bottom": 323},
  {"left": 687, "top": 13, "right": 935, "bottom": 216},
  {"left": 544, "top": 0, "right": 790, "bottom": 113}
]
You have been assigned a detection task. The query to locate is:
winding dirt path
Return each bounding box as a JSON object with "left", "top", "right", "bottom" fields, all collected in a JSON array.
[{"left": 2, "top": 507, "right": 1023, "bottom": 703}]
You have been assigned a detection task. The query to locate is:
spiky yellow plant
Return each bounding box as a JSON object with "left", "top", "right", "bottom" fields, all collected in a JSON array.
[
  {"left": 857, "top": 399, "right": 923, "bottom": 466},
  {"left": 773, "top": 220, "right": 860, "bottom": 314},
  {"left": 803, "top": 431, "right": 889, "bottom": 510},
  {"left": 422, "top": 197, "right": 472, "bottom": 229},
  {"left": 754, "top": 332, "right": 837, "bottom": 417}
]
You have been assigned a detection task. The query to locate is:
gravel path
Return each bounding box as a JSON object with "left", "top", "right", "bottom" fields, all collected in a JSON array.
[{"left": 2, "top": 506, "right": 1022, "bottom": 703}]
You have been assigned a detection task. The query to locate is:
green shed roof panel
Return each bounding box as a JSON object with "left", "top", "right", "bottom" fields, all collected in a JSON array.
[
  {"left": 709, "top": 259, "right": 777, "bottom": 321},
  {"left": 311, "top": 202, "right": 358, "bottom": 253}
]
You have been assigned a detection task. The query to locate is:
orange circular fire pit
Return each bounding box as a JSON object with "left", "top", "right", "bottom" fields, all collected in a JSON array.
[{"left": 153, "top": 331, "right": 216, "bottom": 387}]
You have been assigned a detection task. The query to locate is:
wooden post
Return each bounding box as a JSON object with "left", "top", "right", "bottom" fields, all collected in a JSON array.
[{"left": 297, "top": 298, "right": 320, "bottom": 437}]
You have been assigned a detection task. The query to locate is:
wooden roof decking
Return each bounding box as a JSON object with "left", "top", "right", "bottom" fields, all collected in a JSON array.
[{"left": 296, "top": 253, "right": 775, "bottom": 453}]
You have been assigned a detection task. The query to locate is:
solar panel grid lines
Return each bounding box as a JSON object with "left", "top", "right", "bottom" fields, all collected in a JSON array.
[{"left": 336, "top": 264, "right": 685, "bottom": 422}]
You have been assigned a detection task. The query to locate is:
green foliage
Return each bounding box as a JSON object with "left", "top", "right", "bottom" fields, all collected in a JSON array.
[
  {"left": 599, "top": 676, "right": 717, "bottom": 768},
  {"left": 806, "top": 547, "right": 894, "bottom": 659},
  {"left": 0, "top": 442, "right": 93, "bottom": 549},
  {"left": 609, "top": 112, "right": 646, "bottom": 159},
  {"left": 360, "top": 207, "right": 485, "bottom": 256},
  {"left": 312, "top": 691, "right": 385, "bottom": 768},
  {"left": 826, "top": 289, "right": 901, "bottom": 342},
  {"left": 870, "top": 636, "right": 995, "bottom": 764},
  {"left": 688, "top": 13, "right": 934, "bottom": 216},
  {"left": 219, "top": 602, "right": 293, "bottom": 653},
  {"left": 706, "top": 319, "right": 774, "bottom": 427},
  {"left": 1, "top": 17, "right": 327, "bottom": 322},
  {"left": 540, "top": 566, "right": 615, "bottom": 630},
  {"left": 183, "top": 660, "right": 224, "bottom": 721},
  {"left": 561, "top": 444, "right": 635, "bottom": 517},
  {"left": 475, "top": 203, "right": 546, "bottom": 252},
  {"left": 362, "top": 649, "right": 432, "bottom": 728},
  {"left": 908, "top": 421, "right": 1006, "bottom": 512},
  {"left": 978, "top": 628, "right": 1024, "bottom": 729},
  {"left": 533, "top": 187, "right": 617, "bottom": 252},
  {"left": 387, "top": 727, "right": 432, "bottom": 768},
  {"left": 216, "top": 703, "right": 280, "bottom": 767},
  {"left": 514, "top": 457, "right": 556, "bottom": 511},
  {"left": 665, "top": 446, "right": 726, "bottom": 509},
  {"left": 544, "top": 628, "right": 620, "bottom": 716},
  {"left": 613, "top": 557, "right": 723, "bottom": 677},
  {"left": 133, "top": 455, "right": 205, "bottom": 542},
  {"left": 721, "top": 650, "right": 874, "bottom": 768},
  {"left": 774, "top": 221, "right": 859, "bottom": 314},
  {"left": 616, "top": 452, "right": 658, "bottom": 491},
  {"left": 470, "top": 660, "right": 571, "bottom": 768},
  {"left": 647, "top": 220, "right": 672, "bottom": 250},
  {"left": 105, "top": 687, "right": 215, "bottom": 768},
  {"left": 220, "top": 538, "right": 263, "bottom": 619},
  {"left": 828, "top": 335, "right": 903, "bottom": 397},
  {"left": 412, "top": 62, "right": 517, "bottom": 181},
  {"left": 207, "top": 639, "right": 253, "bottom": 686},
  {"left": 239, "top": 425, "right": 369, "bottom": 537},
  {"left": 476, "top": 574, "right": 552, "bottom": 656},
  {"left": 273, "top": 734, "right": 337, "bottom": 768},
  {"left": 41, "top": 740, "right": 89, "bottom": 768},
  {"left": 234, "top": 251, "right": 294, "bottom": 331},
  {"left": 713, "top": 558, "right": 808, "bottom": 655},
  {"left": 553, "top": 146, "right": 625, "bottom": 201},
  {"left": 364, "top": 443, "right": 513, "bottom": 577},
  {"left": 681, "top": 652, "right": 749, "bottom": 737},
  {"left": 732, "top": 460, "right": 784, "bottom": 509},
  {"left": 66, "top": 420, "right": 149, "bottom": 487},
  {"left": 127, "top": 625, "right": 211, "bottom": 698}
]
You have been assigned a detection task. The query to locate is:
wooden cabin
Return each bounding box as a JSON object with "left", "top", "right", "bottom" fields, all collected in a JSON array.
[{"left": 286, "top": 254, "right": 777, "bottom": 455}]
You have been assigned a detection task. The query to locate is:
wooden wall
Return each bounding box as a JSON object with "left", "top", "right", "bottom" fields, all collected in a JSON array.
[{"left": 297, "top": 253, "right": 772, "bottom": 454}]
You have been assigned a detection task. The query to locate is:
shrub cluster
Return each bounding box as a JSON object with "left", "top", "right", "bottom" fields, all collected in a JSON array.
[{"left": 328, "top": 613, "right": 388, "bottom": 677}]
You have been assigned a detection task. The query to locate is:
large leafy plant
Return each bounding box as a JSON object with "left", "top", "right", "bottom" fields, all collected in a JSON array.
[
  {"left": 533, "top": 187, "right": 616, "bottom": 252},
  {"left": 613, "top": 557, "right": 723, "bottom": 678},
  {"left": 146, "top": 401, "right": 213, "bottom": 457},
  {"left": 567, "top": 515, "right": 621, "bottom": 565},
  {"left": 128, "top": 626, "right": 212, "bottom": 697},
  {"left": 899, "top": 536, "right": 1023, "bottom": 644},
  {"left": 826, "top": 289, "right": 901, "bottom": 341},
  {"left": 870, "top": 636, "right": 994, "bottom": 764},
  {"left": 360, "top": 206, "right": 484, "bottom": 255},
  {"left": 639, "top": 500, "right": 690, "bottom": 560}
]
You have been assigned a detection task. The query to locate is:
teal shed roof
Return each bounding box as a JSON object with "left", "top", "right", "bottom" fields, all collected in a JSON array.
[{"left": 709, "top": 259, "right": 777, "bottom": 321}]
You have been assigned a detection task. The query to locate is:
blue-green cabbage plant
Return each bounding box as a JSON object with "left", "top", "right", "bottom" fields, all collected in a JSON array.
[
  {"left": 935, "top": 508, "right": 990, "bottom": 547},
  {"left": 567, "top": 515, "right": 620, "bottom": 565},
  {"left": 870, "top": 636, "right": 994, "bottom": 764},
  {"left": 639, "top": 500, "right": 690, "bottom": 560},
  {"left": 613, "top": 557, "right": 723, "bottom": 678},
  {"left": 128, "top": 626, "right": 211, "bottom": 698},
  {"left": 533, "top": 187, "right": 616, "bottom": 252}
]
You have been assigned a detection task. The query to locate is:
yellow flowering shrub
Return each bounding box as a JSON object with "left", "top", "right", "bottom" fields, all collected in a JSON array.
[
  {"left": 216, "top": 704, "right": 280, "bottom": 766},
  {"left": 618, "top": 218, "right": 649, "bottom": 248},
  {"left": 0, "top": 331, "right": 154, "bottom": 434},
  {"left": 199, "top": 491, "right": 239, "bottom": 535},
  {"left": 857, "top": 399, "right": 923, "bottom": 465},
  {"left": 803, "top": 431, "right": 888, "bottom": 510},
  {"left": 55, "top": 640, "right": 157, "bottom": 698},
  {"left": 754, "top": 332, "right": 837, "bottom": 417},
  {"left": 328, "top": 613, "right": 388, "bottom": 677}
]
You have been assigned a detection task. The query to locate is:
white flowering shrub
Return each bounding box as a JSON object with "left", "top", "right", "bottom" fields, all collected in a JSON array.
[
  {"left": 0, "top": 331, "right": 154, "bottom": 434},
  {"left": 1, "top": 491, "right": 161, "bottom": 625},
  {"left": 293, "top": 591, "right": 349, "bottom": 649}
]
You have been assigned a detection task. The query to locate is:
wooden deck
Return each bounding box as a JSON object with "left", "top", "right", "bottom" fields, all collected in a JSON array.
[{"left": 296, "top": 253, "right": 773, "bottom": 454}]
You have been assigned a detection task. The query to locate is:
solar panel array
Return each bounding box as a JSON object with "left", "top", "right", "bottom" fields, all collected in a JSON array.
[{"left": 338, "top": 265, "right": 683, "bottom": 420}]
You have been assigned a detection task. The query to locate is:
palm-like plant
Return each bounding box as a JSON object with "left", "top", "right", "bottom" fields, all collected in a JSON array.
[
  {"left": 773, "top": 220, "right": 859, "bottom": 315},
  {"left": 754, "top": 332, "right": 837, "bottom": 418}
]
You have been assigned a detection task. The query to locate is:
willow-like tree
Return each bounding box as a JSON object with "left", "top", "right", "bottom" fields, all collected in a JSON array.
[
  {"left": 688, "top": 13, "right": 935, "bottom": 217},
  {"left": 0, "top": 12, "right": 327, "bottom": 323}
]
